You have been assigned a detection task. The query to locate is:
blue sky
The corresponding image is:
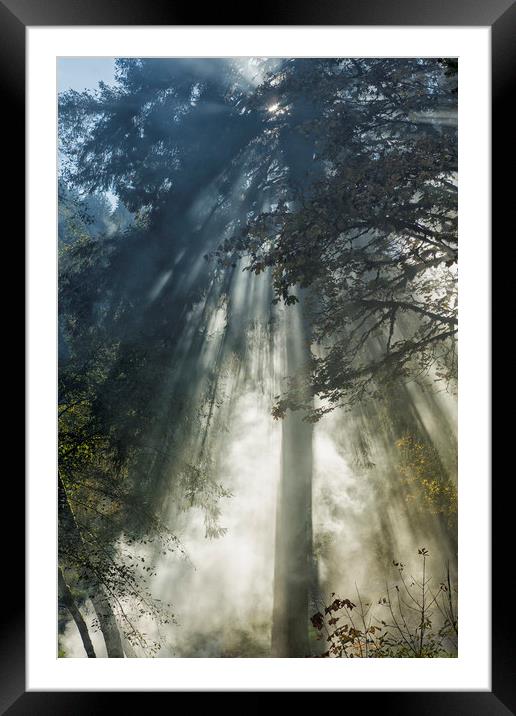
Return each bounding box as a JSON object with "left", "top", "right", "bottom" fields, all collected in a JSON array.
[{"left": 58, "top": 58, "right": 116, "bottom": 92}]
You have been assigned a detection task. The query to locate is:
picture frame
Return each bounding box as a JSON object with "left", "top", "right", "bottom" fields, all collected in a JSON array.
[{"left": 7, "top": 0, "right": 507, "bottom": 710}]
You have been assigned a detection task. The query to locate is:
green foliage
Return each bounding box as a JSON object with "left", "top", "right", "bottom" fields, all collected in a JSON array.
[
  {"left": 216, "top": 59, "right": 458, "bottom": 420},
  {"left": 57, "top": 59, "right": 459, "bottom": 657},
  {"left": 396, "top": 435, "right": 457, "bottom": 526},
  {"left": 58, "top": 189, "right": 183, "bottom": 654},
  {"left": 58, "top": 181, "right": 235, "bottom": 653}
]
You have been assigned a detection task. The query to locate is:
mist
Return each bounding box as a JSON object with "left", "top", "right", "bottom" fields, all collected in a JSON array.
[{"left": 58, "top": 57, "right": 458, "bottom": 659}]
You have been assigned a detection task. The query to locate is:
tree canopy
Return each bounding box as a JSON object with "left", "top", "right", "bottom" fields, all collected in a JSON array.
[
  {"left": 215, "top": 59, "right": 458, "bottom": 419},
  {"left": 57, "top": 57, "right": 458, "bottom": 658}
]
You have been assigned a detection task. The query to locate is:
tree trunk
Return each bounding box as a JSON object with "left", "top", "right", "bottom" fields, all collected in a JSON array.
[
  {"left": 58, "top": 567, "right": 96, "bottom": 658},
  {"left": 89, "top": 588, "right": 125, "bottom": 658},
  {"left": 271, "top": 299, "right": 313, "bottom": 657},
  {"left": 270, "top": 106, "right": 321, "bottom": 656},
  {"left": 58, "top": 474, "right": 125, "bottom": 658}
]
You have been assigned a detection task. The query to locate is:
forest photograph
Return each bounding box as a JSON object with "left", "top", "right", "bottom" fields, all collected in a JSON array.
[{"left": 57, "top": 57, "right": 458, "bottom": 659}]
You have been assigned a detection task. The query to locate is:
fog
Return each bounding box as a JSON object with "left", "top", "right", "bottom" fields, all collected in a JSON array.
[
  {"left": 59, "top": 58, "right": 458, "bottom": 658},
  {"left": 61, "top": 266, "right": 457, "bottom": 657}
]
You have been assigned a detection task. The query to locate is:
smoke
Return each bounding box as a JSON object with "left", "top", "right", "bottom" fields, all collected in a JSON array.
[
  {"left": 58, "top": 58, "right": 458, "bottom": 658},
  {"left": 155, "top": 388, "right": 281, "bottom": 657},
  {"left": 61, "top": 276, "right": 456, "bottom": 658},
  {"left": 59, "top": 601, "right": 108, "bottom": 658}
]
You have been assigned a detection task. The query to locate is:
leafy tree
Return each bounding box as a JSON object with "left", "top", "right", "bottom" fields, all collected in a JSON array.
[
  {"left": 57, "top": 58, "right": 458, "bottom": 657},
  {"left": 395, "top": 434, "right": 457, "bottom": 527},
  {"left": 58, "top": 191, "right": 179, "bottom": 656},
  {"left": 216, "top": 59, "right": 458, "bottom": 421}
]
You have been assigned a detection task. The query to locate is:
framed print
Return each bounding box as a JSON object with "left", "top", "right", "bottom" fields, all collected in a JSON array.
[{"left": 7, "top": 0, "right": 509, "bottom": 711}]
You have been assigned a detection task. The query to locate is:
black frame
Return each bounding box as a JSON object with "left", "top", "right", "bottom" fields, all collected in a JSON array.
[{"left": 6, "top": 0, "right": 508, "bottom": 711}]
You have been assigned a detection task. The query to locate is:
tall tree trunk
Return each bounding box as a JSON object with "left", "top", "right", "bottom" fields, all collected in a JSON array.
[
  {"left": 89, "top": 588, "right": 125, "bottom": 658},
  {"left": 271, "top": 299, "right": 313, "bottom": 657},
  {"left": 270, "top": 101, "right": 321, "bottom": 657},
  {"left": 58, "top": 567, "right": 96, "bottom": 658},
  {"left": 58, "top": 474, "right": 125, "bottom": 658}
]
